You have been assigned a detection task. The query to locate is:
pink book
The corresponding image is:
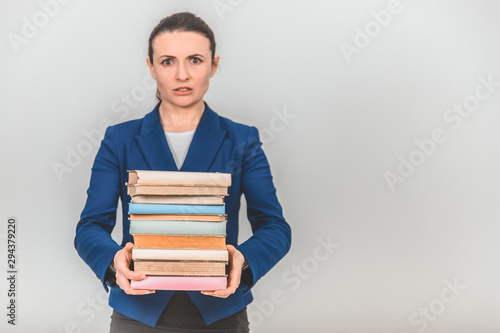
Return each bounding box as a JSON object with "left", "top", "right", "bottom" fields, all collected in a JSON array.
[{"left": 131, "top": 276, "right": 227, "bottom": 291}]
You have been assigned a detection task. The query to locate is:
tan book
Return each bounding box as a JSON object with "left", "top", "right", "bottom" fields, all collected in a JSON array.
[
  {"left": 133, "top": 260, "right": 227, "bottom": 276},
  {"left": 131, "top": 195, "right": 225, "bottom": 205},
  {"left": 128, "top": 170, "right": 231, "bottom": 187},
  {"left": 129, "top": 214, "right": 227, "bottom": 222},
  {"left": 132, "top": 234, "right": 226, "bottom": 250},
  {"left": 128, "top": 185, "right": 228, "bottom": 196}
]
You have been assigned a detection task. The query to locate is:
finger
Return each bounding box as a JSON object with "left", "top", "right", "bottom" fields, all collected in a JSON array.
[
  {"left": 119, "top": 266, "right": 147, "bottom": 281},
  {"left": 115, "top": 272, "right": 155, "bottom": 295},
  {"left": 124, "top": 242, "right": 135, "bottom": 252},
  {"left": 207, "top": 264, "right": 241, "bottom": 298}
]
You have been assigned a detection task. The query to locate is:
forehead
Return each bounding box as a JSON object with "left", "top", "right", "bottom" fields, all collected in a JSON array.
[{"left": 152, "top": 31, "right": 211, "bottom": 57}]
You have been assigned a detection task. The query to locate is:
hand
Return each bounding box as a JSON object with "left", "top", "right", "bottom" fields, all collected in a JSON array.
[
  {"left": 201, "top": 244, "right": 246, "bottom": 298},
  {"left": 113, "top": 242, "right": 155, "bottom": 295}
]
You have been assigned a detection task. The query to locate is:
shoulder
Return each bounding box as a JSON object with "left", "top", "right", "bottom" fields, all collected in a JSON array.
[{"left": 216, "top": 112, "right": 259, "bottom": 139}]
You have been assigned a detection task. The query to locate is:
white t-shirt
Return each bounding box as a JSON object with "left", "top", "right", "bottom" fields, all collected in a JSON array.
[{"left": 164, "top": 130, "right": 196, "bottom": 170}]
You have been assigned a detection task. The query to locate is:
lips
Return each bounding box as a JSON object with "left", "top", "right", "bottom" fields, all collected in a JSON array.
[{"left": 173, "top": 87, "right": 193, "bottom": 96}]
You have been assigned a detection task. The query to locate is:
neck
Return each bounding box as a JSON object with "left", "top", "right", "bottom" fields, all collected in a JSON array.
[{"left": 159, "top": 100, "right": 205, "bottom": 132}]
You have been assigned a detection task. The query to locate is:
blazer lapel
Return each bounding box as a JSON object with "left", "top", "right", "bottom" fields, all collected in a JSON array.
[
  {"left": 135, "top": 103, "right": 178, "bottom": 171},
  {"left": 181, "top": 103, "right": 227, "bottom": 172},
  {"left": 135, "top": 102, "right": 227, "bottom": 172}
]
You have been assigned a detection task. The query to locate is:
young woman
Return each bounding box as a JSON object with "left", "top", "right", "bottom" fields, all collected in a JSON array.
[{"left": 75, "top": 12, "right": 291, "bottom": 332}]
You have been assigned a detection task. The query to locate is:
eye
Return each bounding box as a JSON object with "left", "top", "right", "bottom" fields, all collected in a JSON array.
[
  {"left": 161, "top": 58, "right": 173, "bottom": 65},
  {"left": 191, "top": 57, "right": 202, "bottom": 64}
]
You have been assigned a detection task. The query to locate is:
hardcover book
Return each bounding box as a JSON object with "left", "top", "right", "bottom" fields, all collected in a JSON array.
[
  {"left": 129, "top": 214, "right": 227, "bottom": 222},
  {"left": 132, "top": 248, "right": 229, "bottom": 262},
  {"left": 132, "top": 234, "right": 226, "bottom": 250},
  {"left": 133, "top": 260, "right": 227, "bottom": 276},
  {"left": 131, "top": 276, "right": 227, "bottom": 291},
  {"left": 128, "top": 185, "right": 228, "bottom": 196},
  {"left": 129, "top": 220, "right": 227, "bottom": 236},
  {"left": 128, "top": 170, "right": 231, "bottom": 187},
  {"left": 130, "top": 195, "right": 225, "bottom": 205},
  {"left": 128, "top": 203, "right": 225, "bottom": 215}
]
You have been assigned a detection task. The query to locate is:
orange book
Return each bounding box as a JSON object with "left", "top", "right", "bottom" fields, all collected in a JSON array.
[
  {"left": 129, "top": 214, "right": 227, "bottom": 222},
  {"left": 132, "top": 234, "right": 226, "bottom": 250}
]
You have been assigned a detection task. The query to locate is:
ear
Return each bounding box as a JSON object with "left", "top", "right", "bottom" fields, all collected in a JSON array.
[
  {"left": 146, "top": 58, "right": 157, "bottom": 80},
  {"left": 210, "top": 55, "right": 220, "bottom": 77}
]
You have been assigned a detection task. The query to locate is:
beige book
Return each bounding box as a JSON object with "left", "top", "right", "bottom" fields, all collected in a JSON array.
[
  {"left": 128, "top": 185, "right": 228, "bottom": 196},
  {"left": 129, "top": 214, "right": 227, "bottom": 222},
  {"left": 131, "top": 195, "right": 225, "bottom": 205},
  {"left": 134, "top": 260, "right": 227, "bottom": 276},
  {"left": 128, "top": 170, "right": 231, "bottom": 187}
]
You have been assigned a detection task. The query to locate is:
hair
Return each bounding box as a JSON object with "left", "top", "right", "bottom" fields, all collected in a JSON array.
[{"left": 148, "top": 12, "right": 217, "bottom": 101}]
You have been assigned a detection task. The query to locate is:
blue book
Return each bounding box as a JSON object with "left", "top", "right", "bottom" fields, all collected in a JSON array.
[
  {"left": 130, "top": 220, "right": 227, "bottom": 236},
  {"left": 128, "top": 203, "right": 225, "bottom": 215}
]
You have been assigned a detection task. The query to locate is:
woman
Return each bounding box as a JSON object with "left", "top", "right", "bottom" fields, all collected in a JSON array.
[{"left": 75, "top": 12, "right": 291, "bottom": 332}]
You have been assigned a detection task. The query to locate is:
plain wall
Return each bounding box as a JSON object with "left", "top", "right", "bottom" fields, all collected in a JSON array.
[{"left": 1, "top": 0, "right": 500, "bottom": 332}]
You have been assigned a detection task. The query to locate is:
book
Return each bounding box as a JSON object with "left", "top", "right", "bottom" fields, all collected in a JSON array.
[
  {"left": 128, "top": 170, "right": 231, "bottom": 187},
  {"left": 131, "top": 276, "right": 227, "bottom": 291},
  {"left": 132, "top": 248, "right": 229, "bottom": 262},
  {"left": 129, "top": 214, "right": 227, "bottom": 222},
  {"left": 129, "top": 220, "right": 227, "bottom": 236},
  {"left": 128, "top": 203, "right": 225, "bottom": 215},
  {"left": 132, "top": 234, "right": 226, "bottom": 250},
  {"left": 133, "top": 261, "right": 227, "bottom": 276},
  {"left": 131, "top": 195, "right": 225, "bottom": 205},
  {"left": 128, "top": 185, "right": 228, "bottom": 196}
]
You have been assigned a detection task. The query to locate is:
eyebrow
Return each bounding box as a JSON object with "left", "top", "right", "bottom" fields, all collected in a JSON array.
[{"left": 159, "top": 54, "right": 206, "bottom": 59}]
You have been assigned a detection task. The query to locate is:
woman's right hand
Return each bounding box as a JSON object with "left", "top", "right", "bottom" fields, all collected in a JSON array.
[{"left": 113, "top": 242, "right": 155, "bottom": 295}]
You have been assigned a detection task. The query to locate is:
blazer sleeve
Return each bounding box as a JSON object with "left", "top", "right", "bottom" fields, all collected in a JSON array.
[
  {"left": 74, "top": 126, "right": 123, "bottom": 292},
  {"left": 236, "top": 126, "right": 292, "bottom": 293}
]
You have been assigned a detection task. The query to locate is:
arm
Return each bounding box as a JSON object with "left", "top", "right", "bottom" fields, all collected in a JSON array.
[
  {"left": 74, "top": 127, "right": 122, "bottom": 291},
  {"left": 236, "top": 126, "right": 292, "bottom": 292},
  {"left": 74, "top": 127, "right": 152, "bottom": 294},
  {"left": 204, "top": 126, "right": 292, "bottom": 297}
]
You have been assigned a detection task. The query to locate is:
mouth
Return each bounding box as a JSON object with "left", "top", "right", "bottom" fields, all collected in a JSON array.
[{"left": 173, "top": 87, "right": 194, "bottom": 96}]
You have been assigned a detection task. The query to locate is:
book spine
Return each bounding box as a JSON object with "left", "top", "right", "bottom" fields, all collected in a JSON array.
[
  {"left": 132, "top": 235, "right": 226, "bottom": 250},
  {"left": 129, "top": 220, "right": 227, "bottom": 236},
  {"left": 132, "top": 248, "right": 229, "bottom": 261},
  {"left": 128, "top": 203, "right": 225, "bottom": 215},
  {"left": 134, "top": 261, "right": 227, "bottom": 276},
  {"left": 131, "top": 276, "right": 227, "bottom": 291},
  {"left": 130, "top": 170, "right": 231, "bottom": 187}
]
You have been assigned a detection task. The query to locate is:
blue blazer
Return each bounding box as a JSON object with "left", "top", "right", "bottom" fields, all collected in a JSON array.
[{"left": 74, "top": 102, "right": 292, "bottom": 327}]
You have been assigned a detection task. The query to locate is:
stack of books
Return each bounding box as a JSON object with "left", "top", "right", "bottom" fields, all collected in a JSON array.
[{"left": 127, "top": 170, "right": 231, "bottom": 291}]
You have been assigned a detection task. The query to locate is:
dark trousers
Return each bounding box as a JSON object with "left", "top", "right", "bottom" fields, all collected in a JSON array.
[{"left": 110, "top": 291, "right": 250, "bottom": 333}]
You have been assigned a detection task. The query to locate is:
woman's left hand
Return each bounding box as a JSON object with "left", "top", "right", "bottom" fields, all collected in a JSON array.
[{"left": 201, "top": 244, "right": 247, "bottom": 298}]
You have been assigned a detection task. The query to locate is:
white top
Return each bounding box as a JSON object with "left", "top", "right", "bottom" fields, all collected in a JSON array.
[{"left": 164, "top": 130, "right": 196, "bottom": 170}]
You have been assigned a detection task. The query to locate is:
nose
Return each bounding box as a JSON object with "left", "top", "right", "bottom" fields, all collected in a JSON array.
[{"left": 176, "top": 61, "right": 190, "bottom": 81}]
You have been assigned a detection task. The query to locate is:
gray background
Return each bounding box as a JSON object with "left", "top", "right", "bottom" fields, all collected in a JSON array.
[{"left": 1, "top": 0, "right": 500, "bottom": 332}]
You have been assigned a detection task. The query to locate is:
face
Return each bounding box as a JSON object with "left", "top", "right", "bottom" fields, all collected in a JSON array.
[{"left": 147, "top": 31, "right": 219, "bottom": 111}]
